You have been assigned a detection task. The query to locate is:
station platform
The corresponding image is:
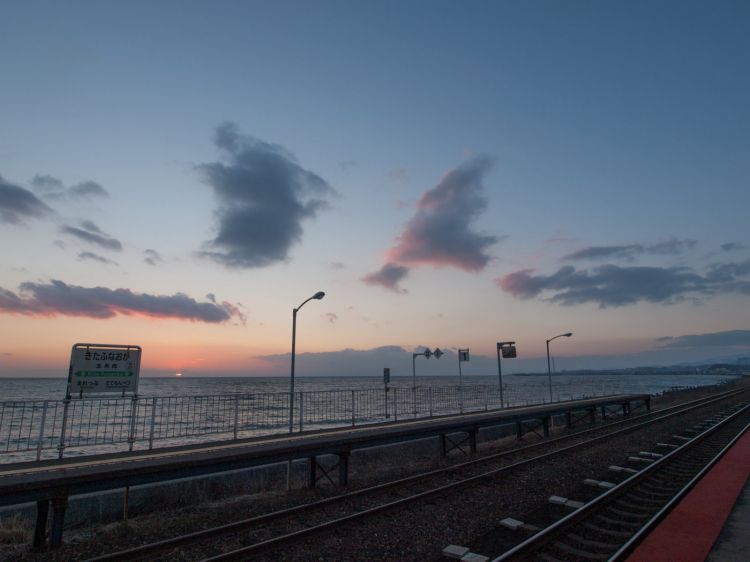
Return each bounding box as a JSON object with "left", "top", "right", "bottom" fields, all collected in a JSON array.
[
  {"left": 626, "top": 423, "right": 750, "bottom": 562},
  {"left": 0, "top": 394, "right": 649, "bottom": 549}
]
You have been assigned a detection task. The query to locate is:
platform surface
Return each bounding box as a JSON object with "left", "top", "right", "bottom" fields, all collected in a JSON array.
[{"left": 706, "top": 477, "right": 750, "bottom": 562}]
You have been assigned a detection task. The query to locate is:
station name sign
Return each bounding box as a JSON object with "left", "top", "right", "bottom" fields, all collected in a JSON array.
[{"left": 68, "top": 343, "right": 142, "bottom": 397}]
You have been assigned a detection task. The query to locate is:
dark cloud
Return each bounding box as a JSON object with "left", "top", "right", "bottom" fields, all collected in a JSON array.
[
  {"left": 705, "top": 259, "right": 750, "bottom": 293},
  {"left": 31, "top": 174, "right": 109, "bottom": 201},
  {"left": 329, "top": 261, "right": 345, "bottom": 270},
  {"left": 386, "top": 156, "right": 498, "bottom": 271},
  {"left": 197, "top": 122, "right": 335, "bottom": 268},
  {"left": 69, "top": 181, "right": 108, "bottom": 199},
  {"left": 648, "top": 238, "right": 697, "bottom": 255},
  {"left": 497, "top": 264, "right": 716, "bottom": 307},
  {"left": 324, "top": 312, "right": 338, "bottom": 324},
  {"left": 362, "top": 263, "right": 410, "bottom": 293},
  {"left": 563, "top": 244, "right": 644, "bottom": 262},
  {"left": 721, "top": 242, "right": 746, "bottom": 252},
  {"left": 143, "top": 249, "right": 164, "bottom": 266},
  {"left": 61, "top": 220, "right": 122, "bottom": 251},
  {"left": 656, "top": 330, "right": 750, "bottom": 349},
  {"left": 30, "top": 174, "right": 64, "bottom": 194},
  {"left": 0, "top": 175, "right": 54, "bottom": 224},
  {"left": 0, "top": 280, "right": 244, "bottom": 323},
  {"left": 77, "top": 252, "right": 118, "bottom": 266},
  {"left": 562, "top": 238, "right": 697, "bottom": 262}
]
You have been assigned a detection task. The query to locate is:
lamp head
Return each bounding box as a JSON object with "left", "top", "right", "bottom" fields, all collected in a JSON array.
[
  {"left": 313, "top": 291, "right": 325, "bottom": 300},
  {"left": 563, "top": 332, "right": 573, "bottom": 337}
]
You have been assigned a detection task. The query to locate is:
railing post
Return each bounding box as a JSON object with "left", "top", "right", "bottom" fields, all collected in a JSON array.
[
  {"left": 127, "top": 395, "right": 139, "bottom": 452},
  {"left": 299, "top": 392, "right": 304, "bottom": 432},
  {"left": 351, "top": 390, "right": 356, "bottom": 427},
  {"left": 394, "top": 388, "right": 399, "bottom": 422},
  {"left": 57, "top": 398, "right": 71, "bottom": 459},
  {"left": 429, "top": 387, "right": 433, "bottom": 417},
  {"left": 36, "top": 401, "right": 48, "bottom": 461},
  {"left": 412, "top": 386, "right": 417, "bottom": 418},
  {"left": 384, "top": 384, "right": 389, "bottom": 419},
  {"left": 233, "top": 395, "right": 240, "bottom": 440},
  {"left": 148, "top": 398, "right": 157, "bottom": 450},
  {"left": 459, "top": 385, "right": 463, "bottom": 414}
]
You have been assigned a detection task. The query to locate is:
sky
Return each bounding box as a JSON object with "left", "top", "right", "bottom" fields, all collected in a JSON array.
[{"left": 1, "top": 0, "right": 749, "bottom": 378}]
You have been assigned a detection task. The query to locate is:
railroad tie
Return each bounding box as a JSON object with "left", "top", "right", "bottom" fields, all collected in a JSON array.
[
  {"left": 628, "top": 456, "right": 655, "bottom": 463},
  {"left": 672, "top": 434, "right": 692, "bottom": 441},
  {"left": 583, "top": 478, "right": 616, "bottom": 490},
  {"left": 607, "top": 506, "right": 650, "bottom": 521},
  {"left": 655, "top": 442, "right": 679, "bottom": 448},
  {"left": 567, "top": 532, "right": 621, "bottom": 552},
  {"left": 608, "top": 465, "right": 639, "bottom": 475},
  {"left": 614, "top": 498, "right": 658, "bottom": 514},
  {"left": 443, "top": 545, "right": 470, "bottom": 559},
  {"left": 538, "top": 554, "right": 567, "bottom": 562},
  {"left": 582, "top": 521, "right": 633, "bottom": 539},
  {"left": 500, "top": 517, "right": 541, "bottom": 532},
  {"left": 595, "top": 513, "right": 642, "bottom": 529},
  {"left": 442, "top": 545, "right": 489, "bottom": 562},
  {"left": 553, "top": 539, "right": 610, "bottom": 561},
  {"left": 549, "top": 495, "right": 585, "bottom": 510},
  {"left": 638, "top": 451, "right": 664, "bottom": 458}
]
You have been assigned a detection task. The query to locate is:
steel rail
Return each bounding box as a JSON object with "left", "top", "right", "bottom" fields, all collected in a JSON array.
[
  {"left": 608, "top": 417, "right": 750, "bottom": 561},
  {"left": 203, "top": 393, "right": 749, "bottom": 562},
  {"left": 490, "top": 401, "right": 750, "bottom": 562},
  {"left": 85, "top": 386, "right": 749, "bottom": 562}
]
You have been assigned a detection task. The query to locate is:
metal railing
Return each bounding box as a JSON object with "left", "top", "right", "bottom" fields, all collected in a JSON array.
[{"left": 0, "top": 381, "right": 624, "bottom": 463}]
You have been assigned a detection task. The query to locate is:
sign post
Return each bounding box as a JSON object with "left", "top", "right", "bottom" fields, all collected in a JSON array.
[
  {"left": 457, "top": 349, "right": 469, "bottom": 414},
  {"left": 59, "top": 344, "right": 142, "bottom": 460},
  {"left": 496, "top": 341, "right": 517, "bottom": 408}
]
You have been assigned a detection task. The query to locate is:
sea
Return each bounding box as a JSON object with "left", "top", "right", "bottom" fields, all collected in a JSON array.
[
  {"left": 0, "top": 372, "right": 741, "bottom": 402},
  {"left": 0, "top": 372, "right": 742, "bottom": 463}
]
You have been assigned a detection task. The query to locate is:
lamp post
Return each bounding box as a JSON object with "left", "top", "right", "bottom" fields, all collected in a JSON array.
[
  {"left": 289, "top": 291, "right": 325, "bottom": 433},
  {"left": 546, "top": 332, "right": 572, "bottom": 402}
]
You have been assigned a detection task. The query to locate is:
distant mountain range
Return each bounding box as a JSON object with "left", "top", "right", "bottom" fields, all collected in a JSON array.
[{"left": 679, "top": 354, "right": 750, "bottom": 367}]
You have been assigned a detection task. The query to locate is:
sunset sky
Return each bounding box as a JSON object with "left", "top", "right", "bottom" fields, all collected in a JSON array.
[{"left": 1, "top": 1, "right": 749, "bottom": 378}]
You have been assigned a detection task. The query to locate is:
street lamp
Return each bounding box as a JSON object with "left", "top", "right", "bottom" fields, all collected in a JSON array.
[
  {"left": 289, "top": 291, "right": 325, "bottom": 433},
  {"left": 546, "top": 332, "right": 572, "bottom": 402}
]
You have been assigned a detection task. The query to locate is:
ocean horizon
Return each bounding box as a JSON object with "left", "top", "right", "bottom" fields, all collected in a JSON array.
[{"left": 0, "top": 372, "right": 740, "bottom": 403}]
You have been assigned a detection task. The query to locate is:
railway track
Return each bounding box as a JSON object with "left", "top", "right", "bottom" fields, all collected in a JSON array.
[
  {"left": 491, "top": 400, "right": 750, "bottom": 561},
  {"left": 83, "top": 386, "right": 750, "bottom": 562}
]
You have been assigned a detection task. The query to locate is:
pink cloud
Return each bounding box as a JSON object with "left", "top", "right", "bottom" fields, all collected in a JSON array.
[{"left": 363, "top": 157, "right": 499, "bottom": 292}]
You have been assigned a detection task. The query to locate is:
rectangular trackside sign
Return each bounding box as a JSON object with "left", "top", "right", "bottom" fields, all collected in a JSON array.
[{"left": 68, "top": 343, "right": 141, "bottom": 398}]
